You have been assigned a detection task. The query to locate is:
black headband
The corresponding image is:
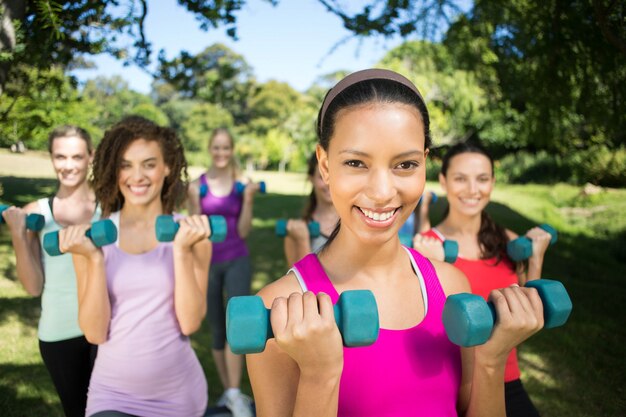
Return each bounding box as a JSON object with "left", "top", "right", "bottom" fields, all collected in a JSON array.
[{"left": 319, "top": 68, "right": 427, "bottom": 129}]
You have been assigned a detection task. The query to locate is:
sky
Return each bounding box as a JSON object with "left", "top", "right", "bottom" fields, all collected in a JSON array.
[{"left": 71, "top": 0, "right": 409, "bottom": 94}]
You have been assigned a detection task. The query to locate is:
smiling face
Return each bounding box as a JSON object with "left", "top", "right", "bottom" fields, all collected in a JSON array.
[
  {"left": 209, "top": 130, "right": 234, "bottom": 169},
  {"left": 439, "top": 152, "right": 495, "bottom": 217},
  {"left": 50, "top": 135, "right": 93, "bottom": 188},
  {"left": 318, "top": 103, "right": 428, "bottom": 244},
  {"left": 117, "top": 139, "right": 170, "bottom": 208}
]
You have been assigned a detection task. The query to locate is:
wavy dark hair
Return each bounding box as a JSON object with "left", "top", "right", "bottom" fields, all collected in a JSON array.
[
  {"left": 91, "top": 116, "right": 189, "bottom": 217},
  {"left": 317, "top": 72, "right": 432, "bottom": 246},
  {"left": 441, "top": 141, "right": 510, "bottom": 263},
  {"left": 302, "top": 153, "right": 319, "bottom": 222}
]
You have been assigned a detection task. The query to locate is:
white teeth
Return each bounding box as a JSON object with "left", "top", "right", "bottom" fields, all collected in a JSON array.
[{"left": 361, "top": 208, "right": 394, "bottom": 221}]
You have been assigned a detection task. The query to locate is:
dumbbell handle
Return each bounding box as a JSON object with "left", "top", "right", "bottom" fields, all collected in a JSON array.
[
  {"left": 275, "top": 219, "right": 320, "bottom": 238},
  {"left": 0, "top": 206, "right": 44, "bottom": 232},
  {"left": 155, "top": 215, "right": 227, "bottom": 243},
  {"left": 443, "top": 279, "right": 572, "bottom": 347},
  {"left": 507, "top": 224, "right": 557, "bottom": 262},
  {"left": 227, "top": 290, "right": 379, "bottom": 354},
  {"left": 402, "top": 234, "right": 458, "bottom": 264},
  {"left": 43, "top": 219, "right": 118, "bottom": 257},
  {"left": 236, "top": 181, "right": 266, "bottom": 195}
]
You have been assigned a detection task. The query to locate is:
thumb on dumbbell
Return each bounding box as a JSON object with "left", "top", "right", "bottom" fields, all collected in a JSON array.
[
  {"left": 172, "top": 215, "right": 214, "bottom": 249},
  {"left": 58, "top": 224, "right": 99, "bottom": 257},
  {"left": 413, "top": 235, "right": 446, "bottom": 262},
  {"left": 487, "top": 285, "right": 545, "bottom": 349}
]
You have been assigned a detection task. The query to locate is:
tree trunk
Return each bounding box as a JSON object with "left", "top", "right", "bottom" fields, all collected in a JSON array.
[{"left": 0, "top": 0, "right": 27, "bottom": 96}]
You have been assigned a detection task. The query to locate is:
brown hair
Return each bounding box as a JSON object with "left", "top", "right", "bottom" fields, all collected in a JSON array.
[
  {"left": 91, "top": 116, "right": 189, "bottom": 217},
  {"left": 48, "top": 125, "right": 93, "bottom": 154},
  {"left": 302, "top": 153, "right": 319, "bottom": 222}
]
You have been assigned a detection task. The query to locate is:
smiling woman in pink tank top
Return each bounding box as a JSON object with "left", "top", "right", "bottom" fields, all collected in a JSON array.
[
  {"left": 246, "top": 69, "right": 546, "bottom": 417},
  {"left": 58, "top": 116, "right": 211, "bottom": 417}
]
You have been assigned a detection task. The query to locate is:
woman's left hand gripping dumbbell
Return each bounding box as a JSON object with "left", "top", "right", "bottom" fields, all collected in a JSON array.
[
  {"left": 270, "top": 292, "right": 344, "bottom": 378},
  {"left": 172, "top": 215, "right": 214, "bottom": 251},
  {"left": 477, "top": 285, "right": 545, "bottom": 362}
]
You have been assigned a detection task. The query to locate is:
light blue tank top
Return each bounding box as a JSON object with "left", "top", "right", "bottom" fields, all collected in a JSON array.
[{"left": 37, "top": 198, "right": 101, "bottom": 342}]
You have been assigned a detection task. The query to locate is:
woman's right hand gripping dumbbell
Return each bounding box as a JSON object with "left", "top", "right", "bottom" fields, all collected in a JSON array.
[
  {"left": 285, "top": 219, "right": 312, "bottom": 242},
  {"left": 270, "top": 291, "right": 344, "bottom": 379},
  {"left": 59, "top": 224, "right": 103, "bottom": 260}
]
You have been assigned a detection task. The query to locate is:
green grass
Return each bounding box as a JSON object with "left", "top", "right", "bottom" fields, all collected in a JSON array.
[{"left": 1, "top": 174, "right": 625, "bottom": 416}]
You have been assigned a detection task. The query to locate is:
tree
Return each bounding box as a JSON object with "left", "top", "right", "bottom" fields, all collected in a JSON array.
[
  {"left": 155, "top": 43, "right": 256, "bottom": 124},
  {"left": 81, "top": 76, "right": 168, "bottom": 132},
  {"left": 0, "top": 66, "right": 100, "bottom": 148}
]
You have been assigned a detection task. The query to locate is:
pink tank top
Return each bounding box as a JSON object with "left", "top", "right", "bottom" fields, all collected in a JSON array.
[
  {"left": 292, "top": 248, "right": 461, "bottom": 416},
  {"left": 423, "top": 228, "right": 521, "bottom": 382}
]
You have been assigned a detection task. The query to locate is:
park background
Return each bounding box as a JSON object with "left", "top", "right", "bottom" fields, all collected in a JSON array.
[{"left": 1, "top": 0, "right": 625, "bottom": 416}]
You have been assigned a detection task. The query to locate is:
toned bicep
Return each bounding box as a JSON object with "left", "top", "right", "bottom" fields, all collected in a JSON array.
[{"left": 247, "top": 340, "right": 300, "bottom": 417}]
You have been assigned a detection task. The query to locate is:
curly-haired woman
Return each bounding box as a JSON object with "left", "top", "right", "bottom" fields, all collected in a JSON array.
[{"left": 58, "top": 116, "right": 211, "bottom": 417}]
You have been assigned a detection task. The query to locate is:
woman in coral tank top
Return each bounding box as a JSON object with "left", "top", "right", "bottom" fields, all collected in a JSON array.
[{"left": 414, "top": 141, "right": 553, "bottom": 417}]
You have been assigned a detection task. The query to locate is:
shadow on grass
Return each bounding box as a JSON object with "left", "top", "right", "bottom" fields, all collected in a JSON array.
[
  {"left": 0, "top": 296, "right": 40, "bottom": 329},
  {"left": 0, "top": 176, "right": 58, "bottom": 206},
  {"left": 0, "top": 363, "right": 62, "bottom": 417},
  {"left": 0, "top": 191, "right": 623, "bottom": 417}
]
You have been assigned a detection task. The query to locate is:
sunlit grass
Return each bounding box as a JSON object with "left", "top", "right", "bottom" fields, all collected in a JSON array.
[{"left": 1, "top": 170, "right": 625, "bottom": 416}]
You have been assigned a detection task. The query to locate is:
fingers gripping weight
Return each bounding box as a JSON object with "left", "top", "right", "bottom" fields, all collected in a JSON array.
[
  {"left": 155, "top": 215, "right": 227, "bottom": 243},
  {"left": 275, "top": 219, "right": 321, "bottom": 238},
  {"left": 507, "top": 224, "right": 557, "bottom": 262},
  {"left": 442, "top": 279, "right": 572, "bottom": 347},
  {"left": 226, "top": 290, "right": 380, "bottom": 354},
  {"left": 0, "top": 205, "right": 45, "bottom": 232},
  {"left": 43, "top": 219, "right": 118, "bottom": 256}
]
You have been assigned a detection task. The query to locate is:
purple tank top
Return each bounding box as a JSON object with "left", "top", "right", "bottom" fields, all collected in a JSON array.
[
  {"left": 292, "top": 248, "right": 461, "bottom": 416},
  {"left": 86, "top": 213, "right": 207, "bottom": 416},
  {"left": 199, "top": 174, "right": 249, "bottom": 263}
]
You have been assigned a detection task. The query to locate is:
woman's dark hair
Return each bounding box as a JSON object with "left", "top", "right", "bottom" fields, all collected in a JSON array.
[
  {"left": 48, "top": 125, "right": 93, "bottom": 154},
  {"left": 91, "top": 115, "right": 189, "bottom": 217},
  {"left": 441, "top": 141, "right": 510, "bottom": 263},
  {"left": 317, "top": 70, "right": 432, "bottom": 246},
  {"left": 301, "top": 153, "right": 319, "bottom": 222}
]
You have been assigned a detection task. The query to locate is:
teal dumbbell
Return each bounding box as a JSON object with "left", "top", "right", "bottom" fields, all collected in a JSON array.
[
  {"left": 442, "top": 279, "right": 572, "bottom": 347},
  {"left": 226, "top": 289, "right": 380, "bottom": 354},
  {"left": 155, "top": 215, "right": 227, "bottom": 243},
  {"left": 507, "top": 224, "right": 557, "bottom": 262},
  {"left": 0, "top": 205, "right": 45, "bottom": 232},
  {"left": 275, "top": 219, "right": 320, "bottom": 238},
  {"left": 399, "top": 233, "right": 414, "bottom": 247},
  {"left": 43, "top": 219, "right": 118, "bottom": 257},
  {"left": 235, "top": 181, "right": 266, "bottom": 195},
  {"left": 199, "top": 183, "right": 208, "bottom": 198},
  {"left": 25, "top": 213, "right": 45, "bottom": 231},
  {"left": 400, "top": 233, "right": 459, "bottom": 264}
]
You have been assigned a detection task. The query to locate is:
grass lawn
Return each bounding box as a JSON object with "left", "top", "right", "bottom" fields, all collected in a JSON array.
[{"left": 1, "top": 158, "right": 625, "bottom": 416}]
